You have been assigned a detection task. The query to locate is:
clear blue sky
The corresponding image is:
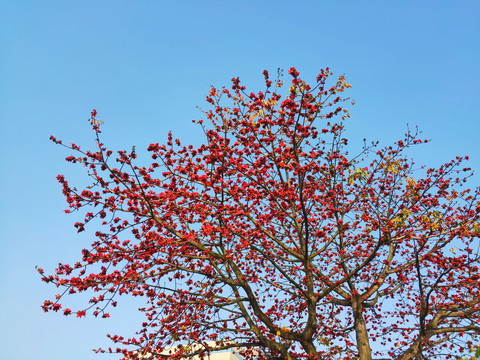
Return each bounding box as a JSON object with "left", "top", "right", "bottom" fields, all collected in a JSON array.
[{"left": 1, "top": 1, "right": 479, "bottom": 359}]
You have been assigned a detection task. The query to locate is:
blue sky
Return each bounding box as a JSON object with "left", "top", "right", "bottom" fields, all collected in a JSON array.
[{"left": 0, "top": 1, "right": 479, "bottom": 359}]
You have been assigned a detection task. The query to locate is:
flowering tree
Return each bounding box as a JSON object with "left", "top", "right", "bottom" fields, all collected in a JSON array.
[{"left": 40, "top": 68, "right": 480, "bottom": 360}]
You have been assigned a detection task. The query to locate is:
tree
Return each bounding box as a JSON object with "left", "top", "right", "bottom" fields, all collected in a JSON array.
[{"left": 40, "top": 68, "right": 480, "bottom": 360}]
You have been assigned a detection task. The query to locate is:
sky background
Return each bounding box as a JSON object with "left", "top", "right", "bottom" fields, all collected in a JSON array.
[{"left": 1, "top": 1, "right": 479, "bottom": 359}]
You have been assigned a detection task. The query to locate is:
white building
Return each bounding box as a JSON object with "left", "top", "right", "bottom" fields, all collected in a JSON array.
[{"left": 136, "top": 342, "right": 245, "bottom": 360}]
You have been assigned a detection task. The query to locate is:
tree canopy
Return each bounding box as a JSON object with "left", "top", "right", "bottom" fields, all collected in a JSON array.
[{"left": 40, "top": 68, "right": 480, "bottom": 360}]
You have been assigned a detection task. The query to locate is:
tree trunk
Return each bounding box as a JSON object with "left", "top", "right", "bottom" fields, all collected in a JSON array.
[
  {"left": 393, "top": 337, "right": 423, "bottom": 360},
  {"left": 352, "top": 298, "right": 373, "bottom": 360}
]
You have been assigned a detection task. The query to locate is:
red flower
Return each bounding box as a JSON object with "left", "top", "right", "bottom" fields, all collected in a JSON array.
[{"left": 288, "top": 67, "right": 299, "bottom": 77}]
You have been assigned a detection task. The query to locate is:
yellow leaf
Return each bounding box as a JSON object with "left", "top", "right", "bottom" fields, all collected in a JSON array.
[{"left": 406, "top": 177, "right": 416, "bottom": 187}]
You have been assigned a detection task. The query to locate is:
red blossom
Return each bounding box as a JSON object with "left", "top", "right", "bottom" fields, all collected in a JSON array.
[{"left": 288, "top": 67, "right": 299, "bottom": 77}]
